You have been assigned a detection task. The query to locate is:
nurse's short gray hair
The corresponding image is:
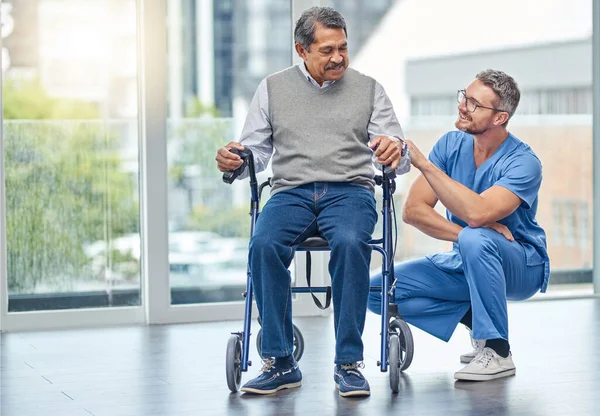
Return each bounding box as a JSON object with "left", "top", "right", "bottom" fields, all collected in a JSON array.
[{"left": 476, "top": 69, "right": 520, "bottom": 126}]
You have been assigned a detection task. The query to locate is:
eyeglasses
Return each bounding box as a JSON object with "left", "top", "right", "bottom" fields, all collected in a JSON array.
[{"left": 457, "top": 90, "right": 506, "bottom": 113}]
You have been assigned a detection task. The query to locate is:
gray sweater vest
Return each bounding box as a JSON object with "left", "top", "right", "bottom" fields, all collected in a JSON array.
[{"left": 267, "top": 66, "right": 376, "bottom": 194}]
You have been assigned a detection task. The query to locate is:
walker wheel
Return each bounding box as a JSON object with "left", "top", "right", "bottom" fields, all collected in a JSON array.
[
  {"left": 390, "top": 318, "right": 414, "bottom": 371},
  {"left": 226, "top": 335, "right": 243, "bottom": 392},
  {"left": 256, "top": 323, "right": 305, "bottom": 362},
  {"left": 389, "top": 334, "right": 400, "bottom": 393}
]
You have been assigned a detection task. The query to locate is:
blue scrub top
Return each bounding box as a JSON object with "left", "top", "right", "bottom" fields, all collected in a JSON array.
[{"left": 426, "top": 130, "right": 550, "bottom": 292}]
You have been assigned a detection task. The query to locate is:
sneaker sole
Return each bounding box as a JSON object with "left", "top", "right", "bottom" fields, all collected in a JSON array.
[
  {"left": 454, "top": 368, "right": 516, "bottom": 381},
  {"left": 335, "top": 382, "right": 371, "bottom": 397},
  {"left": 241, "top": 381, "right": 302, "bottom": 395}
]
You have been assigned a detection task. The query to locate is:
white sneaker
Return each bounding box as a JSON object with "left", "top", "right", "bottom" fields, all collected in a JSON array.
[
  {"left": 460, "top": 328, "right": 485, "bottom": 364},
  {"left": 454, "top": 347, "right": 516, "bottom": 381}
]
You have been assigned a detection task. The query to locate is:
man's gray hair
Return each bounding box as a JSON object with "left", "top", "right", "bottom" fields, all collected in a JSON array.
[
  {"left": 294, "top": 6, "right": 347, "bottom": 51},
  {"left": 476, "top": 69, "right": 521, "bottom": 125}
]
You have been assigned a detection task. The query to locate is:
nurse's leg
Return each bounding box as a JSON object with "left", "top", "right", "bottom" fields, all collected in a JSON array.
[
  {"left": 457, "top": 227, "right": 543, "bottom": 344},
  {"left": 368, "top": 258, "right": 471, "bottom": 342}
]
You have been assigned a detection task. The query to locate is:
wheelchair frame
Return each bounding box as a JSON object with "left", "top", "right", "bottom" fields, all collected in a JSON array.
[{"left": 224, "top": 148, "right": 413, "bottom": 394}]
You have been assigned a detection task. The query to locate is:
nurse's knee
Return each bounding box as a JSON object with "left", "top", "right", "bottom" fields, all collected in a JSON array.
[{"left": 457, "top": 227, "right": 496, "bottom": 257}]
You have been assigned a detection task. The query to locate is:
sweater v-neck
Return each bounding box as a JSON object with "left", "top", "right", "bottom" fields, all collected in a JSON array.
[{"left": 294, "top": 65, "right": 341, "bottom": 94}]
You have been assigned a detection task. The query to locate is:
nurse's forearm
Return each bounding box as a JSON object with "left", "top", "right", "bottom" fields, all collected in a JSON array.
[
  {"left": 419, "top": 161, "right": 484, "bottom": 227},
  {"left": 403, "top": 203, "right": 463, "bottom": 242}
]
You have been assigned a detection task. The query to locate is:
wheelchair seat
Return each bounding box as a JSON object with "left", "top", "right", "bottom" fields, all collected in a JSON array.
[
  {"left": 295, "top": 233, "right": 331, "bottom": 310},
  {"left": 295, "top": 233, "right": 381, "bottom": 311},
  {"left": 297, "top": 235, "right": 329, "bottom": 250}
]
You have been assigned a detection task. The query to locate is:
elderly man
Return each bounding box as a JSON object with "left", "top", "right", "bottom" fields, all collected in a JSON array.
[
  {"left": 368, "top": 69, "right": 549, "bottom": 382},
  {"left": 216, "top": 6, "right": 409, "bottom": 396}
]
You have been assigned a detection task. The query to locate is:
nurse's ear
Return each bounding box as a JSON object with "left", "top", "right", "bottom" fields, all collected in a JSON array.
[{"left": 493, "top": 111, "right": 510, "bottom": 126}]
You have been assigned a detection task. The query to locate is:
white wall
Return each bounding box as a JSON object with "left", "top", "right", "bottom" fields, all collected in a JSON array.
[{"left": 352, "top": 0, "right": 593, "bottom": 121}]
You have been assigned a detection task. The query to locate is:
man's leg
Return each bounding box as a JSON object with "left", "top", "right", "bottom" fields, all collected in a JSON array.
[
  {"left": 368, "top": 257, "right": 472, "bottom": 342},
  {"left": 250, "top": 186, "right": 318, "bottom": 357},
  {"left": 454, "top": 226, "right": 544, "bottom": 381},
  {"left": 457, "top": 227, "right": 544, "bottom": 343},
  {"left": 242, "top": 185, "right": 317, "bottom": 394},
  {"left": 317, "top": 183, "right": 377, "bottom": 397},
  {"left": 317, "top": 183, "right": 377, "bottom": 364}
]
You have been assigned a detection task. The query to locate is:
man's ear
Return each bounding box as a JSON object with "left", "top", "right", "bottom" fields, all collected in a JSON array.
[
  {"left": 295, "top": 43, "right": 308, "bottom": 60},
  {"left": 494, "top": 111, "right": 510, "bottom": 126}
]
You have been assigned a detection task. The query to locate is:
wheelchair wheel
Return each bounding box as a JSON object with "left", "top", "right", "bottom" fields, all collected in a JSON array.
[
  {"left": 256, "top": 323, "right": 305, "bottom": 362},
  {"left": 226, "top": 335, "right": 243, "bottom": 393},
  {"left": 389, "top": 334, "right": 400, "bottom": 393},
  {"left": 390, "top": 318, "right": 414, "bottom": 371}
]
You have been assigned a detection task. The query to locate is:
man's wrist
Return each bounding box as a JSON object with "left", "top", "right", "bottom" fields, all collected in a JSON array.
[
  {"left": 387, "top": 136, "right": 407, "bottom": 155},
  {"left": 388, "top": 136, "right": 404, "bottom": 143}
]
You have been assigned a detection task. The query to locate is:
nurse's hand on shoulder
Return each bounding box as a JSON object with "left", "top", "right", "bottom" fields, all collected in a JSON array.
[
  {"left": 484, "top": 222, "right": 514, "bottom": 242},
  {"left": 404, "top": 140, "right": 428, "bottom": 170}
]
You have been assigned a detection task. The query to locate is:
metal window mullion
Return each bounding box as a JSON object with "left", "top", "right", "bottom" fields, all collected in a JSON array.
[
  {"left": 593, "top": 0, "right": 600, "bottom": 294},
  {"left": 138, "top": 0, "right": 171, "bottom": 322},
  {"left": 0, "top": 3, "right": 6, "bottom": 331}
]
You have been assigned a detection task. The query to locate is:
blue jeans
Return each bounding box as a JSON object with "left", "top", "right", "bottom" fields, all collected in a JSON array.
[
  {"left": 250, "top": 182, "right": 377, "bottom": 365},
  {"left": 368, "top": 227, "right": 545, "bottom": 342}
]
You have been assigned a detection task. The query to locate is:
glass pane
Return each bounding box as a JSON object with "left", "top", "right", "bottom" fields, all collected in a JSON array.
[
  {"left": 353, "top": 0, "right": 593, "bottom": 296},
  {"left": 3, "top": 0, "right": 141, "bottom": 311},
  {"left": 166, "top": 1, "right": 292, "bottom": 304}
]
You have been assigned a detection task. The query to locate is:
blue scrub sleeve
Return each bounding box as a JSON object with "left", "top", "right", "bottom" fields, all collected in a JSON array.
[
  {"left": 494, "top": 154, "right": 542, "bottom": 209},
  {"left": 428, "top": 133, "right": 450, "bottom": 174}
]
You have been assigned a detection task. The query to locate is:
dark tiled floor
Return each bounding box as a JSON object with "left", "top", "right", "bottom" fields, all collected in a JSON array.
[{"left": 2, "top": 297, "right": 600, "bottom": 415}]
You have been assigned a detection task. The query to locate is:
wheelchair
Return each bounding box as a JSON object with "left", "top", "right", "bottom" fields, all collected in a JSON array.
[{"left": 222, "top": 148, "right": 414, "bottom": 394}]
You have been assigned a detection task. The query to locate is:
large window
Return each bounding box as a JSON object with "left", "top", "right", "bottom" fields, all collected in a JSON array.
[
  {"left": 0, "top": 0, "right": 596, "bottom": 331},
  {"left": 161, "top": 0, "right": 401, "bottom": 305},
  {"left": 2, "top": 0, "right": 141, "bottom": 311},
  {"left": 165, "top": 0, "right": 292, "bottom": 304}
]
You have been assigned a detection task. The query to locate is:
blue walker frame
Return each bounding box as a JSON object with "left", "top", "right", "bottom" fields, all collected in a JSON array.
[{"left": 224, "top": 148, "right": 413, "bottom": 393}]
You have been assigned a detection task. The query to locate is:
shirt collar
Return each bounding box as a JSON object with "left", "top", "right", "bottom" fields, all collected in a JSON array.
[{"left": 298, "top": 63, "right": 335, "bottom": 89}]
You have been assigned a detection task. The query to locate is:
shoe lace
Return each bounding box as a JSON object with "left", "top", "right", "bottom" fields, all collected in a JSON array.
[
  {"left": 472, "top": 348, "right": 495, "bottom": 367},
  {"left": 468, "top": 329, "right": 485, "bottom": 351},
  {"left": 260, "top": 358, "right": 275, "bottom": 373},
  {"left": 340, "top": 362, "right": 365, "bottom": 376}
]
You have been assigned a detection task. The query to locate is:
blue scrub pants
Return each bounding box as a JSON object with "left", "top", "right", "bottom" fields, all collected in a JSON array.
[{"left": 368, "top": 227, "right": 544, "bottom": 342}]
